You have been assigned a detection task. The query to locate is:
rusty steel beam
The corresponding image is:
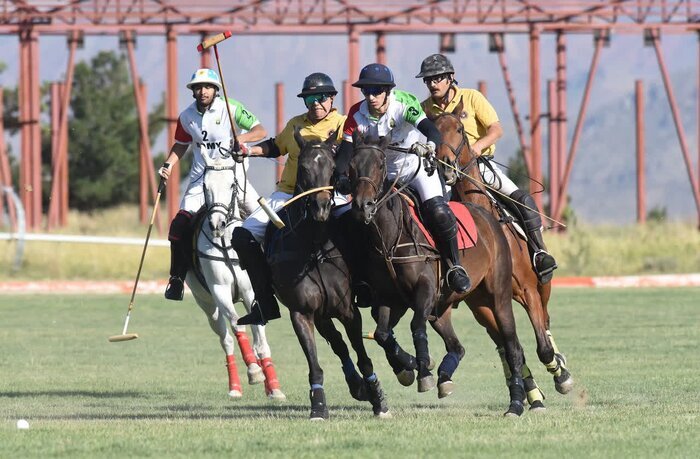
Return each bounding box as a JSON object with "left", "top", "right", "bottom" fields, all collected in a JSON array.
[
  {"left": 166, "top": 27, "right": 179, "bottom": 223},
  {"left": 636, "top": 80, "right": 646, "bottom": 224},
  {"left": 529, "top": 26, "right": 543, "bottom": 210},
  {"left": 275, "top": 81, "right": 284, "bottom": 183},
  {"left": 548, "top": 80, "right": 559, "bottom": 223},
  {"left": 0, "top": 86, "right": 18, "bottom": 231}
]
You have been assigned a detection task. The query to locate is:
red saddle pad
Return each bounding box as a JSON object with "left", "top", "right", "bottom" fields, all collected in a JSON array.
[{"left": 403, "top": 197, "right": 478, "bottom": 250}]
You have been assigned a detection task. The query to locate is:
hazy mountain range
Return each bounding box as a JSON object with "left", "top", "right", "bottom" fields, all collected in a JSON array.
[{"left": 0, "top": 31, "right": 697, "bottom": 223}]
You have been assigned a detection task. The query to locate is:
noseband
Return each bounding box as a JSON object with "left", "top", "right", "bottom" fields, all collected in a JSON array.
[{"left": 203, "top": 164, "right": 237, "bottom": 225}]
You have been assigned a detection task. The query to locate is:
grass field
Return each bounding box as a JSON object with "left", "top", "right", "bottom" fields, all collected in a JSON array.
[{"left": 1, "top": 288, "right": 698, "bottom": 458}]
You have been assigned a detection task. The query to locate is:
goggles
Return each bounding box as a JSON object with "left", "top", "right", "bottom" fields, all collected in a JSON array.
[
  {"left": 303, "top": 94, "right": 331, "bottom": 106},
  {"left": 360, "top": 87, "right": 387, "bottom": 97},
  {"left": 423, "top": 74, "right": 448, "bottom": 85}
]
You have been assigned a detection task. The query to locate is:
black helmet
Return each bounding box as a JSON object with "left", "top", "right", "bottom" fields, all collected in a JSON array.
[
  {"left": 297, "top": 72, "right": 338, "bottom": 97},
  {"left": 352, "top": 63, "right": 396, "bottom": 88},
  {"left": 415, "top": 54, "right": 455, "bottom": 78}
]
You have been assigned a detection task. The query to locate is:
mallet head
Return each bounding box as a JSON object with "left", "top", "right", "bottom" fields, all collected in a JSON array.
[{"left": 197, "top": 31, "right": 232, "bottom": 52}]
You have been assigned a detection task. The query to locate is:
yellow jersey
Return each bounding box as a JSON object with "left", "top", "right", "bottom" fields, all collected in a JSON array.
[
  {"left": 274, "top": 109, "right": 346, "bottom": 194},
  {"left": 422, "top": 86, "right": 499, "bottom": 156}
]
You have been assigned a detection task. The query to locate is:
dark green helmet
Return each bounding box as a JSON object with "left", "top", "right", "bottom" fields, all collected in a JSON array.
[
  {"left": 297, "top": 72, "right": 338, "bottom": 97},
  {"left": 415, "top": 54, "right": 455, "bottom": 78}
]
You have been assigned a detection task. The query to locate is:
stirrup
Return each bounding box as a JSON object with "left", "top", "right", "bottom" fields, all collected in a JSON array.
[
  {"left": 164, "top": 276, "right": 184, "bottom": 301},
  {"left": 533, "top": 250, "right": 557, "bottom": 284},
  {"left": 446, "top": 265, "right": 471, "bottom": 293}
]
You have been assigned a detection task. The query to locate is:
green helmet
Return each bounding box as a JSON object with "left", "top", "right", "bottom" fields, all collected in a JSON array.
[{"left": 415, "top": 54, "right": 455, "bottom": 78}]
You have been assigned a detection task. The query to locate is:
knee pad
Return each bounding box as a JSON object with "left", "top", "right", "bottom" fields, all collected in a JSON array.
[
  {"left": 420, "top": 196, "right": 457, "bottom": 240},
  {"left": 509, "top": 189, "right": 542, "bottom": 232},
  {"left": 168, "top": 210, "right": 193, "bottom": 242}
]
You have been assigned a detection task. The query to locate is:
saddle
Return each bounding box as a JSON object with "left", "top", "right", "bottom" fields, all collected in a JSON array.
[{"left": 399, "top": 190, "right": 478, "bottom": 250}]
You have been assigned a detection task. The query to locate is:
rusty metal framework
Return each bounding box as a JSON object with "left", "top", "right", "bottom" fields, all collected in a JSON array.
[{"left": 0, "top": 1, "right": 699, "bottom": 231}]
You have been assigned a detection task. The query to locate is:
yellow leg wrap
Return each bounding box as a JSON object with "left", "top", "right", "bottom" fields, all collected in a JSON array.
[
  {"left": 546, "top": 330, "right": 562, "bottom": 355},
  {"left": 545, "top": 358, "right": 562, "bottom": 377},
  {"left": 496, "top": 347, "right": 512, "bottom": 380},
  {"left": 526, "top": 387, "right": 545, "bottom": 404}
]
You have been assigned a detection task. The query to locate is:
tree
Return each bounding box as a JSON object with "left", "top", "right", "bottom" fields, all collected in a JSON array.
[{"left": 67, "top": 51, "right": 165, "bottom": 210}]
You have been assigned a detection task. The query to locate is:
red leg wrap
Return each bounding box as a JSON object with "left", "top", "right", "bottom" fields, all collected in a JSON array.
[
  {"left": 226, "top": 354, "right": 242, "bottom": 393},
  {"left": 234, "top": 331, "right": 257, "bottom": 366},
  {"left": 259, "top": 357, "right": 280, "bottom": 392}
]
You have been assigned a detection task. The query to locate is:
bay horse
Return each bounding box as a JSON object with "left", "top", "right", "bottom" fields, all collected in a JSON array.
[
  {"left": 348, "top": 131, "right": 526, "bottom": 416},
  {"left": 184, "top": 152, "right": 285, "bottom": 400},
  {"left": 433, "top": 99, "right": 574, "bottom": 398},
  {"left": 264, "top": 130, "right": 390, "bottom": 420}
]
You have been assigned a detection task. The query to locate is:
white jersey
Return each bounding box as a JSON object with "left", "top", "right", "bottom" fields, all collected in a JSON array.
[
  {"left": 174, "top": 96, "right": 260, "bottom": 213},
  {"left": 174, "top": 96, "right": 259, "bottom": 186}
]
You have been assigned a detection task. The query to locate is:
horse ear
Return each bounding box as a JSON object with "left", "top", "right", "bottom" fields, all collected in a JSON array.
[
  {"left": 352, "top": 129, "right": 364, "bottom": 146},
  {"left": 378, "top": 134, "right": 391, "bottom": 150},
  {"left": 452, "top": 97, "right": 464, "bottom": 117},
  {"left": 293, "top": 126, "right": 307, "bottom": 150},
  {"left": 325, "top": 130, "right": 338, "bottom": 147}
]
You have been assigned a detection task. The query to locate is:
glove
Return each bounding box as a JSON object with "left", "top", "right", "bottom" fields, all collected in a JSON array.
[
  {"left": 423, "top": 155, "right": 437, "bottom": 176},
  {"left": 232, "top": 140, "right": 248, "bottom": 163},
  {"left": 410, "top": 142, "right": 429, "bottom": 158},
  {"left": 334, "top": 173, "right": 352, "bottom": 195}
]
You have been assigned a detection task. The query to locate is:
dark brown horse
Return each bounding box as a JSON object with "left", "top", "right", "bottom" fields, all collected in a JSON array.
[
  {"left": 264, "top": 131, "right": 389, "bottom": 420},
  {"left": 348, "top": 131, "right": 526, "bottom": 416},
  {"left": 433, "top": 99, "right": 574, "bottom": 399}
]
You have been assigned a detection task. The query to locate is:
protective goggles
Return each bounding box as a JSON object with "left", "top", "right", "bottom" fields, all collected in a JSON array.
[
  {"left": 422, "top": 74, "right": 448, "bottom": 85},
  {"left": 303, "top": 94, "right": 332, "bottom": 106},
  {"left": 361, "top": 87, "right": 387, "bottom": 97}
]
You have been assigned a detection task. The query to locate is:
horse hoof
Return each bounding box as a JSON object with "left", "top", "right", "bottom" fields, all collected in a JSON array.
[
  {"left": 555, "top": 371, "right": 574, "bottom": 394},
  {"left": 309, "top": 416, "right": 326, "bottom": 421},
  {"left": 374, "top": 410, "right": 392, "bottom": 419},
  {"left": 267, "top": 389, "right": 286, "bottom": 401},
  {"left": 529, "top": 400, "right": 546, "bottom": 412},
  {"left": 437, "top": 380, "right": 454, "bottom": 399},
  {"left": 227, "top": 389, "right": 243, "bottom": 399},
  {"left": 247, "top": 363, "right": 265, "bottom": 385},
  {"left": 417, "top": 375, "right": 436, "bottom": 393},
  {"left": 427, "top": 354, "right": 436, "bottom": 371},
  {"left": 396, "top": 370, "right": 415, "bottom": 387},
  {"left": 504, "top": 401, "right": 524, "bottom": 417}
]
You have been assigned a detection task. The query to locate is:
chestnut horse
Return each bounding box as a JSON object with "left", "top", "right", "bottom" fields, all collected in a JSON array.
[
  {"left": 264, "top": 130, "right": 390, "bottom": 420},
  {"left": 433, "top": 99, "right": 574, "bottom": 399},
  {"left": 348, "top": 131, "right": 526, "bottom": 416}
]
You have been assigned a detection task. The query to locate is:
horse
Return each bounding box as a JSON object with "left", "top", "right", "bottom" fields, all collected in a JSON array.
[
  {"left": 348, "top": 131, "right": 526, "bottom": 416},
  {"left": 184, "top": 152, "right": 285, "bottom": 400},
  {"left": 432, "top": 99, "right": 574, "bottom": 398},
  {"left": 263, "top": 130, "right": 390, "bottom": 420}
]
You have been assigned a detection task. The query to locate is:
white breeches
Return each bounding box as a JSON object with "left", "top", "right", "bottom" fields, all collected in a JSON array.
[
  {"left": 389, "top": 157, "right": 444, "bottom": 202},
  {"left": 242, "top": 190, "right": 350, "bottom": 242},
  {"left": 478, "top": 158, "right": 519, "bottom": 196}
]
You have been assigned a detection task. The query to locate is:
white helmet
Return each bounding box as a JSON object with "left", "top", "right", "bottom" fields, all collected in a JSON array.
[{"left": 186, "top": 68, "right": 222, "bottom": 91}]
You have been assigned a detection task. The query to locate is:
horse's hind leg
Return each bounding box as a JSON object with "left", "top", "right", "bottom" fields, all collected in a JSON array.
[
  {"left": 429, "top": 305, "right": 465, "bottom": 399},
  {"left": 314, "top": 317, "right": 368, "bottom": 402},
  {"left": 289, "top": 310, "right": 328, "bottom": 420}
]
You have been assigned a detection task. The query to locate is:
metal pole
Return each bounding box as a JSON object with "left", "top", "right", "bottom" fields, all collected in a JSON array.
[
  {"left": 348, "top": 26, "right": 359, "bottom": 108},
  {"left": 556, "top": 31, "right": 567, "bottom": 200},
  {"left": 477, "top": 80, "right": 487, "bottom": 97},
  {"left": 376, "top": 32, "right": 386, "bottom": 65},
  {"left": 166, "top": 27, "right": 180, "bottom": 224},
  {"left": 529, "top": 26, "right": 543, "bottom": 210},
  {"left": 635, "top": 80, "right": 646, "bottom": 224},
  {"left": 275, "top": 82, "right": 285, "bottom": 183},
  {"left": 548, "top": 80, "right": 559, "bottom": 220}
]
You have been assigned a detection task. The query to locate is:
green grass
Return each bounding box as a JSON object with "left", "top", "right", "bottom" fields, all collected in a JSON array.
[
  {"left": 2, "top": 206, "right": 698, "bottom": 280},
  {"left": 1, "top": 289, "right": 698, "bottom": 458}
]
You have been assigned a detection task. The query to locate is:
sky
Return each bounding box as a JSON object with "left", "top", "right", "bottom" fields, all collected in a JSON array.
[{"left": 0, "top": 29, "right": 698, "bottom": 222}]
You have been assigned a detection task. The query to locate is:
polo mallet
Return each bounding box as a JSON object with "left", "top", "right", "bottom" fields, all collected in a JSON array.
[
  {"left": 256, "top": 186, "right": 334, "bottom": 229},
  {"left": 108, "top": 178, "right": 166, "bottom": 343},
  {"left": 197, "top": 31, "right": 242, "bottom": 159}
]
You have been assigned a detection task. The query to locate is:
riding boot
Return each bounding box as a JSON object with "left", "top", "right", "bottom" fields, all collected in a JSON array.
[
  {"left": 507, "top": 190, "right": 558, "bottom": 284},
  {"left": 165, "top": 211, "right": 193, "bottom": 301},
  {"left": 421, "top": 196, "right": 472, "bottom": 293},
  {"left": 231, "top": 227, "right": 281, "bottom": 325}
]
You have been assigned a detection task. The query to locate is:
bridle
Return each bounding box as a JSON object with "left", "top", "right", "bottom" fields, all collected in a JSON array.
[
  {"left": 433, "top": 111, "right": 479, "bottom": 177},
  {"left": 202, "top": 164, "right": 238, "bottom": 229}
]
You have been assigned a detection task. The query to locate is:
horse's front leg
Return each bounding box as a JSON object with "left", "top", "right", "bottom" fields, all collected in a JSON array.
[
  {"left": 491, "top": 290, "right": 526, "bottom": 417},
  {"left": 429, "top": 305, "right": 465, "bottom": 398},
  {"left": 372, "top": 304, "right": 418, "bottom": 387},
  {"left": 289, "top": 310, "right": 328, "bottom": 420},
  {"left": 337, "top": 306, "right": 391, "bottom": 418},
  {"left": 410, "top": 295, "right": 436, "bottom": 393}
]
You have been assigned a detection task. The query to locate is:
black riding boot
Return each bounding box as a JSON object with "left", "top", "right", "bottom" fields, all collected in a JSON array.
[
  {"left": 165, "top": 212, "right": 193, "bottom": 301},
  {"left": 508, "top": 190, "right": 558, "bottom": 284},
  {"left": 231, "top": 227, "right": 281, "bottom": 325},
  {"left": 330, "top": 211, "right": 373, "bottom": 308},
  {"left": 421, "top": 196, "right": 472, "bottom": 293}
]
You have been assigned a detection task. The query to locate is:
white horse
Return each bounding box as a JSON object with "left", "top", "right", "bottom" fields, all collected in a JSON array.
[{"left": 185, "top": 153, "right": 285, "bottom": 400}]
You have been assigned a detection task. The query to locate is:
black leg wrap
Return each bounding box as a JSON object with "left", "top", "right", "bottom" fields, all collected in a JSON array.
[
  {"left": 375, "top": 331, "right": 417, "bottom": 372},
  {"left": 420, "top": 196, "right": 471, "bottom": 293},
  {"left": 505, "top": 376, "right": 526, "bottom": 417},
  {"left": 232, "top": 227, "right": 281, "bottom": 325},
  {"left": 309, "top": 388, "right": 329, "bottom": 420}
]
